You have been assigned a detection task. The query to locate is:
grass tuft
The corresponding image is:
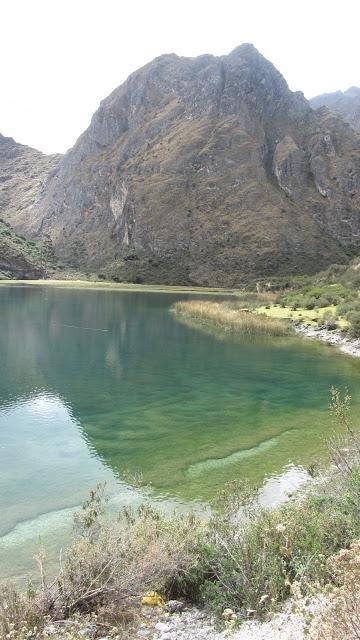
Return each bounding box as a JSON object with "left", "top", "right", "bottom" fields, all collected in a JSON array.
[{"left": 172, "top": 300, "right": 291, "bottom": 337}]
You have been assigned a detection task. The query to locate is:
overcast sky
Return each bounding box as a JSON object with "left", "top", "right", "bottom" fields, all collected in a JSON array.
[{"left": 1, "top": 0, "right": 359, "bottom": 154}]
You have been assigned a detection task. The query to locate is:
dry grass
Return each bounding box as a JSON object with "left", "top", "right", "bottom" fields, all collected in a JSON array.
[
  {"left": 0, "top": 492, "right": 202, "bottom": 640},
  {"left": 309, "top": 541, "right": 360, "bottom": 640},
  {"left": 172, "top": 300, "right": 290, "bottom": 337}
]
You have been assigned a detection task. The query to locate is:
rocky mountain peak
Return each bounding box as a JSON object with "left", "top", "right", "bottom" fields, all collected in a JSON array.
[
  {"left": 71, "top": 43, "right": 308, "bottom": 163},
  {"left": 1, "top": 45, "right": 360, "bottom": 285},
  {"left": 345, "top": 86, "right": 360, "bottom": 97},
  {"left": 0, "top": 133, "right": 14, "bottom": 143},
  {"left": 310, "top": 86, "right": 360, "bottom": 132}
]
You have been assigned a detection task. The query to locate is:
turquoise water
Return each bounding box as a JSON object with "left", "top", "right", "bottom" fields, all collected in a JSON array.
[{"left": 1, "top": 285, "right": 360, "bottom": 582}]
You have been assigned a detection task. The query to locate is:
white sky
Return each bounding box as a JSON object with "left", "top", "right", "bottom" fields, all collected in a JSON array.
[{"left": 1, "top": 0, "right": 359, "bottom": 154}]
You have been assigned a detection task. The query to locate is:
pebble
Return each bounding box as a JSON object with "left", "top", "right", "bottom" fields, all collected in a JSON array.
[
  {"left": 80, "top": 624, "right": 97, "bottom": 638},
  {"left": 43, "top": 625, "right": 58, "bottom": 636},
  {"left": 155, "top": 622, "right": 171, "bottom": 632},
  {"left": 166, "top": 599, "right": 185, "bottom": 613}
]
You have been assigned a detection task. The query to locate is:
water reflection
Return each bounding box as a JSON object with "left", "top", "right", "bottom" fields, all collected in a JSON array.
[{"left": 0, "top": 392, "right": 112, "bottom": 537}]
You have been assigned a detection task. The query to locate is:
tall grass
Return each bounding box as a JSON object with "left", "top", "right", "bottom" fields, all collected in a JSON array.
[{"left": 172, "top": 300, "right": 290, "bottom": 337}]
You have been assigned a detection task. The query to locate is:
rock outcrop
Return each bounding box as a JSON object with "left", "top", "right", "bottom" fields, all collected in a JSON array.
[
  {"left": 310, "top": 87, "right": 360, "bottom": 132},
  {"left": 1, "top": 46, "right": 360, "bottom": 285}
]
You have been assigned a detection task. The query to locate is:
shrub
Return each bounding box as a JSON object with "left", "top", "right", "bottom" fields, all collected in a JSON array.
[
  {"left": 338, "top": 300, "right": 360, "bottom": 318},
  {"left": 321, "top": 312, "right": 337, "bottom": 330},
  {"left": 317, "top": 296, "right": 332, "bottom": 308},
  {"left": 62, "top": 500, "right": 203, "bottom": 615},
  {"left": 282, "top": 284, "right": 357, "bottom": 310},
  {"left": 0, "top": 487, "right": 203, "bottom": 638},
  {"left": 304, "top": 297, "right": 316, "bottom": 310},
  {"left": 348, "top": 311, "right": 360, "bottom": 338},
  {"left": 308, "top": 541, "right": 360, "bottom": 639},
  {"left": 0, "top": 583, "right": 47, "bottom": 640},
  {"left": 197, "top": 477, "right": 358, "bottom": 618}
]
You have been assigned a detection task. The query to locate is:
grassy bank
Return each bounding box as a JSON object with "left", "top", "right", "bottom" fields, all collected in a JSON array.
[
  {"left": 172, "top": 299, "right": 291, "bottom": 337},
  {"left": 252, "top": 260, "right": 360, "bottom": 338},
  {"left": 0, "top": 279, "right": 241, "bottom": 297}
]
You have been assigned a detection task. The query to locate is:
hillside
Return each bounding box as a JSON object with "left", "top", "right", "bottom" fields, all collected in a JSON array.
[
  {"left": 0, "top": 133, "right": 61, "bottom": 229},
  {"left": 1, "top": 46, "right": 360, "bottom": 285},
  {"left": 311, "top": 87, "right": 360, "bottom": 132},
  {"left": 0, "top": 219, "right": 46, "bottom": 278}
]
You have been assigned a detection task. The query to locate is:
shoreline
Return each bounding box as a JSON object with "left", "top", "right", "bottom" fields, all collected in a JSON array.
[
  {"left": 3, "top": 278, "right": 360, "bottom": 358},
  {"left": 0, "top": 278, "right": 239, "bottom": 297},
  {"left": 294, "top": 323, "right": 360, "bottom": 358}
]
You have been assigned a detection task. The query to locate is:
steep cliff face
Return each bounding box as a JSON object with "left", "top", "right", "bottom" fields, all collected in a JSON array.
[
  {"left": 2, "top": 46, "right": 360, "bottom": 285},
  {"left": 0, "top": 134, "right": 61, "bottom": 230},
  {"left": 0, "top": 135, "right": 61, "bottom": 277},
  {"left": 310, "top": 87, "right": 360, "bottom": 132}
]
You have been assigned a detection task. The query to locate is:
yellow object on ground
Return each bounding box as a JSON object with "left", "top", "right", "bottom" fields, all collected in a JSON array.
[{"left": 141, "top": 592, "right": 165, "bottom": 607}]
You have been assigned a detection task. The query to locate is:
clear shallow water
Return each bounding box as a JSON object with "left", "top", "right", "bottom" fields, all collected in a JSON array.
[{"left": 1, "top": 285, "right": 360, "bottom": 582}]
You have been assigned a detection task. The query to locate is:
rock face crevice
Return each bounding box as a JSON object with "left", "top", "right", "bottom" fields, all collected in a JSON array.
[{"left": 1, "top": 46, "right": 360, "bottom": 284}]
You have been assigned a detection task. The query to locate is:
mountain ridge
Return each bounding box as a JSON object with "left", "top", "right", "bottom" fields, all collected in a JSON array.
[
  {"left": 310, "top": 86, "right": 360, "bottom": 132},
  {"left": 1, "top": 46, "right": 360, "bottom": 285}
]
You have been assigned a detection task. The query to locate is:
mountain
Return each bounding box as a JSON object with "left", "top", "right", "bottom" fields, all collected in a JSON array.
[
  {"left": 0, "top": 134, "right": 61, "bottom": 278},
  {"left": 1, "top": 45, "right": 360, "bottom": 285},
  {"left": 0, "top": 134, "right": 61, "bottom": 228},
  {"left": 310, "top": 87, "right": 360, "bottom": 132}
]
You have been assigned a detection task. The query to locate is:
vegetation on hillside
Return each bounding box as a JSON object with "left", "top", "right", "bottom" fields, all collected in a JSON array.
[
  {"left": 248, "top": 258, "right": 360, "bottom": 338},
  {"left": 281, "top": 284, "right": 356, "bottom": 311},
  {"left": 0, "top": 219, "right": 61, "bottom": 279},
  {"left": 2, "top": 390, "right": 360, "bottom": 639}
]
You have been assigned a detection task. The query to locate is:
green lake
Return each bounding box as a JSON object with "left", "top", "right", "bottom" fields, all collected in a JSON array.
[{"left": 1, "top": 285, "right": 360, "bottom": 583}]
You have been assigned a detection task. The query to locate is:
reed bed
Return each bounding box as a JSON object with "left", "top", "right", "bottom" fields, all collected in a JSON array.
[{"left": 172, "top": 300, "right": 290, "bottom": 337}]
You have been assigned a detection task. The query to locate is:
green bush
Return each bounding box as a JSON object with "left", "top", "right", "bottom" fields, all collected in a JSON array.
[
  {"left": 338, "top": 301, "right": 360, "bottom": 339},
  {"left": 304, "top": 297, "right": 316, "bottom": 310},
  {"left": 348, "top": 311, "right": 360, "bottom": 338},
  {"left": 321, "top": 312, "right": 337, "bottom": 330},
  {"left": 195, "top": 474, "right": 359, "bottom": 617},
  {"left": 282, "top": 284, "right": 356, "bottom": 310},
  {"left": 317, "top": 296, "right": 332, "bottom": 308}
]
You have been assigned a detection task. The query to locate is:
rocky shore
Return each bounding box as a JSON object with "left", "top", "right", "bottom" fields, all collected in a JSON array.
[
  {"left": 133, "top": 602, "right": 309, "bottom": 640},
  {"left": 43, "top": 600, "right": 315, "bottom": 640},
  {"left": 294, "top": 323, "right": 360, "bottom": 358}
]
